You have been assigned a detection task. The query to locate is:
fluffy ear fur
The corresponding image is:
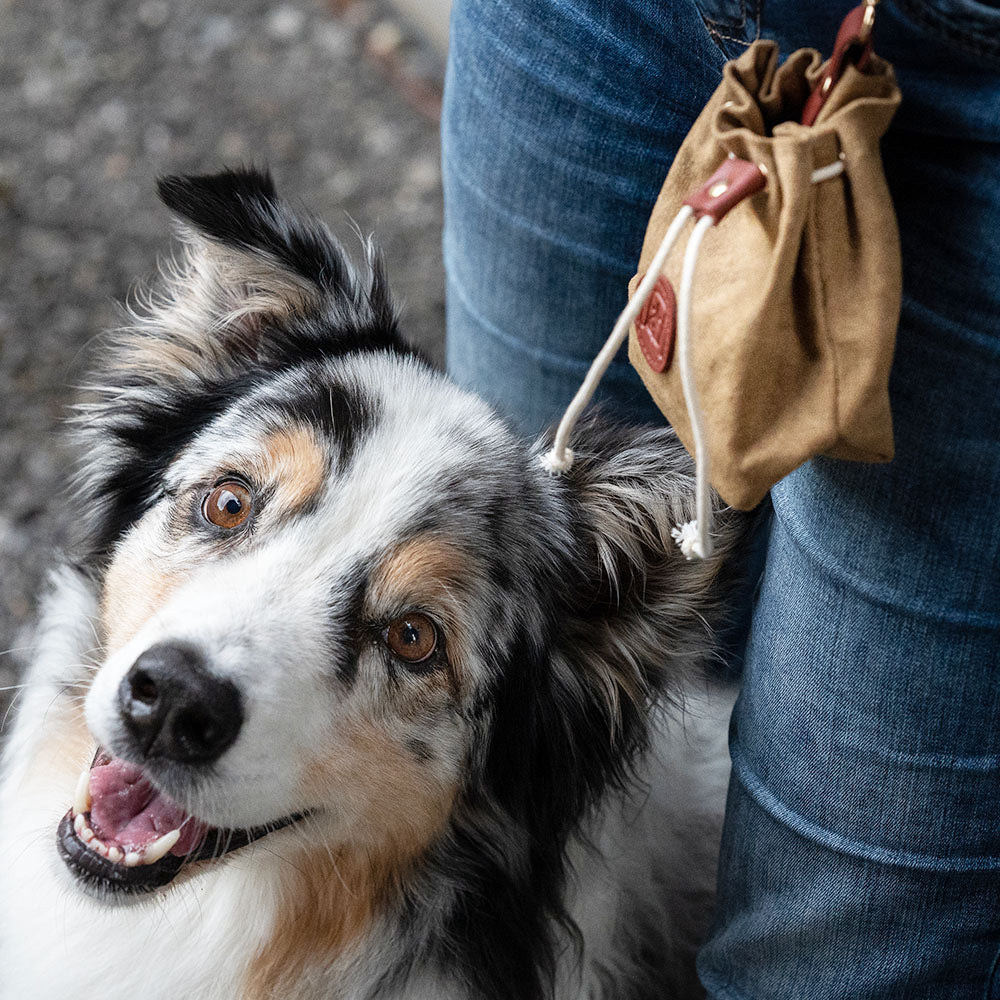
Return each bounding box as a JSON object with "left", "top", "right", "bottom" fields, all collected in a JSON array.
[
  {"left": 72, "top": 167, "right": 403, "bottom": 558},
  {"left": 140, "top": 167, "right": 400, "bottom": 383},
  {"left": 424, "top": 419, "right": 753, "bottom": 1000}
]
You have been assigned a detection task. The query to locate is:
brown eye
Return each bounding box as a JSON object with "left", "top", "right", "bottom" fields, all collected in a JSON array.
[
  {"left": 202, "top": 481, "right": 253, "bottom": 530},
  {"left": 384, "top": 614, "right": 438, "bottom": 664}
]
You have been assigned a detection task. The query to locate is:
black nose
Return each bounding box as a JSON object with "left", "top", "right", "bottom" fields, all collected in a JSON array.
[{"left": 118, "top": 643, "right": 243, "bottom": 765}]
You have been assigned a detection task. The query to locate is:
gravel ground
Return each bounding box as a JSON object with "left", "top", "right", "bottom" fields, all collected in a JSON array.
[{"left": 0, "top": 0, "right": 446, "bottom": 721}]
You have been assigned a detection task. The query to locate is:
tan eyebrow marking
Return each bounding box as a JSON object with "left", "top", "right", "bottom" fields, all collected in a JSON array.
[
  {"left": 248, "top": 424, "right": 328, "bottom": 517},
  {"left": 370, "top": 536, "right": 469, "bottom": 607},
  {"left": 369, "top": 536, "right": 476, "bottom": 694}
]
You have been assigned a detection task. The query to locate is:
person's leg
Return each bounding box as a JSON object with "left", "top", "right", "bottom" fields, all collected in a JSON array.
[
  {"left": 442, "top": 0, "right": 754, "bottom": 436},
  {"left": 444, "top": 0, "right": 1000, "bottom": 994},
  {"left": 697, "top": 3, "right": 1000, "bottom": 997}
]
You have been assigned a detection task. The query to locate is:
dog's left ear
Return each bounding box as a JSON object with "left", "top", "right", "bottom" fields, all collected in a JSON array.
[
  {"left": 458, "top": 420, "right": 750, "bottom": 994},
  {"left": 490, "top": 417, "right": 750, "bottom": 831},
  {"left": 542, "top": 419, "right": 748, "bottom": 701}
]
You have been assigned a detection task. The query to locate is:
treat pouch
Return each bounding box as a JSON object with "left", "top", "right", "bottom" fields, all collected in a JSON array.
[{"left": 627, "top": 15, "right": 902, "bottom": 512}]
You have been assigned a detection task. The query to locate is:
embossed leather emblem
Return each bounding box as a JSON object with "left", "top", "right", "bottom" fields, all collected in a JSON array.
[{"left": 635, "top": 275, "right": 676, "bottom": 373}]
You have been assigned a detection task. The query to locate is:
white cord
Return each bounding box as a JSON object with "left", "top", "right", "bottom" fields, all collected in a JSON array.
[
  {"left": 670, "top": 214, "right": 715, "bottom": 560},
  {"left": 539, "top": 155, "right": 846, "bottom": 558},
  {"left": 539, "top": 205, "right": 695, "bottom": 474},
  {"left": 810, "top": 157, "right": 845, "bottom": 184}
]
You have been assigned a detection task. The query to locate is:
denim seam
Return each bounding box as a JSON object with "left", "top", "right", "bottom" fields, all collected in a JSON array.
[
  {"left": 698, "top": 0, "right": 761, "bottom": 53},
  {"left": 730, "top": 746, "right": 1000, "bottom": 872},
  {"left": 771, "top": 496, "right": 1000, "bottom": 630}
]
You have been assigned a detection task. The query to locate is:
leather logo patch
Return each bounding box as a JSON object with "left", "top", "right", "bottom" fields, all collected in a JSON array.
[{"left": 635, "top": 275, "right": 676, "bottom": 374}]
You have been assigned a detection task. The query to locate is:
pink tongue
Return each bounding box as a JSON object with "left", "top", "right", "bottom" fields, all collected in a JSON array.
[{"left": 88, "top": 758, "right": 209, "bottom": 856}]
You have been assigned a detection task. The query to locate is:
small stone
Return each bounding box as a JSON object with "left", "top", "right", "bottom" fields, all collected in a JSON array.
[
  {"left": 137, "top": 0, "right": 169, "bottom": 29},
  {"left": 43, "top": 133, "right": 75, "bottom": 165},
  {"left": 406, "top": 155, "right": 440, "bottom": 193},
  {"left": 366, "top": 20, "right": 403, "bottom": 60},
  {"left": 199, "top": 15, "right": 235, "bottom": 53},
  {"left": 217, "top": 131, "right": 247, "bottom": 159},
  {"left": 314, "top": 21, "right": 352, "bottom": 59},
  {"left": 103, "top": 152, "right": 130, "bottom": 180},
  {"left": 365, "top": 122, "right": 399, "bottom": 156},
  {"left": 267, "top": 5, "right": 306, "bottom": 41},
  {"left": 143, "top": 124, "right": 172, "bottom": 156},
  {"left": 22, "top": 70, "right": 55, "bottom": 107},
  {"left": 96, "top": 100, "right": 130, "bottom": 133}
]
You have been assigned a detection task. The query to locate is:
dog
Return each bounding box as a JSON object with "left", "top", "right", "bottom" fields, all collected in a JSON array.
[{"left": 0, "top": 168, "right": 749, "bottom": 1000}]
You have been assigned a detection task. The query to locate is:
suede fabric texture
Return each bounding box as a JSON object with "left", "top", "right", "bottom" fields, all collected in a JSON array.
[{"left": 628, "top": 41, "right": 902, "bottom": 510}]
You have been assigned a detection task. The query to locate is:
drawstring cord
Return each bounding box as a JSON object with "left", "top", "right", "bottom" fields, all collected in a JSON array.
[
  {"left": 539, "top": 204, "right": 695, "bottom": 475},
  {"left": 540, "top": 155, "right": 845, "bottom": 560},
  {"left": 672, "top": 213, "right": 716, "bottom": 559}
]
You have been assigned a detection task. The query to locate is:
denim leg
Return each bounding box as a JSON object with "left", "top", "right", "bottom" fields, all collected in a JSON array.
[
  {"left": 697, "top": 2, "right": 1000, "bottom": 996},
  {"left": 442, "top": 0, "right": 1000, "bottom": 994}
]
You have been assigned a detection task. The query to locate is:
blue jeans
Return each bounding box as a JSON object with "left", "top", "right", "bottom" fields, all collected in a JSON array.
[{"left": 442, "top": 1, "right": 1000, "bottom": 996}]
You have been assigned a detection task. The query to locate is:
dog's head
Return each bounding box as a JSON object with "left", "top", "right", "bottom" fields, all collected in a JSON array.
[{"left": 58, "top": 169, "right": 745, "bottom": 993}]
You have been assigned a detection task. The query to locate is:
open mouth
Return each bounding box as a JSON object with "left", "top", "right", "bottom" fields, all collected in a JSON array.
[{"left": 57, "top": 749, "right": 303, "bottom": 895}]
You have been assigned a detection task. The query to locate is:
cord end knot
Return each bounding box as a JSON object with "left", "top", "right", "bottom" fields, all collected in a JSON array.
[
  {"left": 539, "top": 447, "right": 575, "bottom": 475},
  {"left": 671, "top": 519, "right": 710, "bottom": 560}
]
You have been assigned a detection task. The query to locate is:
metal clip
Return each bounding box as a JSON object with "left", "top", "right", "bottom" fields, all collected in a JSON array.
[{"left": 858, "top": 0, "right": 879, "bottom": 43}]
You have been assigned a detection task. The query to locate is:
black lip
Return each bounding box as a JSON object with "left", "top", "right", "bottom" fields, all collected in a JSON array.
[{"left": 57, "top": 809, "right": 305, "bottom": 896}]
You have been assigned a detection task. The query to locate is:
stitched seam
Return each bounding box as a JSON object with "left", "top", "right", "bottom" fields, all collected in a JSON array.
[
  {"left": 705, "top": 25, "right": 754, "bottom": 46},
  {"left": 698, "top": 0, "right": 753, "bottom": 54}
]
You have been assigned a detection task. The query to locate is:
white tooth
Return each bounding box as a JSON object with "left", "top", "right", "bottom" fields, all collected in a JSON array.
[
  {"left": 107, "top": 846, "right": 123, "bottom": 863},
  {"left": 74, "top": 814, "right": 85, "bottom": 835},
  {"left": 81, "top": 825, "right": 95, "bottom": 843},
  {"left": 90, "top": 839, "right": 108, "bottom": 857},
  {"left": 124, "top": 852, "right": 141, "bottom": 867},
  {"left": 72, "top": 767, "right": 91, "bottom": 817},
  {"left": 142, "top": 829, "right": 181, "bottom": 865}
]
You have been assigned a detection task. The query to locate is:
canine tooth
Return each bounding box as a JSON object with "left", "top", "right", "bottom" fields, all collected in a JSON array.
[
  {"left": 143, "top": 829, "right": 181, "bottom": 864},
  {"left": 124, "top": 852, "right": 141, "bottom": 867},
  {"left": 72, "top": 768, "right": 91, "bottom": 817},
  {"left": 107, "top": 847, "right": 123, "bottom": 863},
  {"left": 74, "top": 813, "right": 85, "bottom": 835}
]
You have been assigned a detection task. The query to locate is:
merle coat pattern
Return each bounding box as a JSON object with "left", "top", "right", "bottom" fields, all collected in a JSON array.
[{"left": 0, "top": 169, "right": 747, "bottom": 1000}]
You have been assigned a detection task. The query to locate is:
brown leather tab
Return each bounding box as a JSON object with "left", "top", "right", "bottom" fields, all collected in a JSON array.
[
  {"left": 801, "top": 4, "right": 875, "bottom": 126},
  {"left": 634, "top": 276, "right": 676, "bottom": 373},
  {"left": 683, "top": 158, "right": 767, "bottom": 223}
]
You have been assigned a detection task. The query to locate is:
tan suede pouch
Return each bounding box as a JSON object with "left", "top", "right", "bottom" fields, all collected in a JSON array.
[{"left": 628, "top": 40, "right": 902, "bottom": 510}]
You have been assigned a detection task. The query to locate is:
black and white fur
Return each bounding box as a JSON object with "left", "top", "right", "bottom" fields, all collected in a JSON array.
[{"left": 0, "top": 169, "right": 746, "bottom": 1000}]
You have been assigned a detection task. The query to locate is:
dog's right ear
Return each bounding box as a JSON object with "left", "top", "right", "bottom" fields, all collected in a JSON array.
[
  {"left": 73, "top": 167, "right": 402, "bottom": 559},
  {"left": 120, "top": 166, "right": 402, "bottom": 383}
]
